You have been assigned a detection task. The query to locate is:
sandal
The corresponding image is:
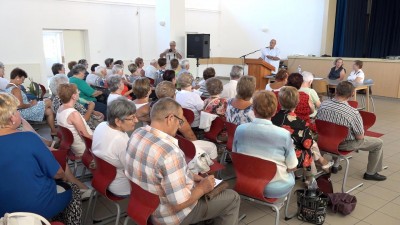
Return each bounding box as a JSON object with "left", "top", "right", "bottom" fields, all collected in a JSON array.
[{"left": 322, "top": 161, "right": 334, "bottom": 173}]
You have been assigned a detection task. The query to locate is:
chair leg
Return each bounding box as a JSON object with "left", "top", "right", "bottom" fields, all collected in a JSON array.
[
  {"left": 284, "top": 191, "right": 296, "bottom": 221},
  {"left": 217, "top": 150, "right": 227, "bottom": 179},
  {"left": 114, "top": 202, "right": 121, "bottom": 225},
  {"left": 341, "top": 156, "right": 363, "bottom": 193},
  {"left": 84, "top": 190, "right": 96, "bottom": 224},
  {"left": 271, "top": 204, "right": 280, "bottom": 225},
  {"left": 370, "top": 96, "right": 375, "bottom": 112},
  {"left": 123, "top": 217, "right": 130, "bottom": 225}
]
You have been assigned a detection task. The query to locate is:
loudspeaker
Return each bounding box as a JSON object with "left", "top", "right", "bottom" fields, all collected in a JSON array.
[{"left": 187, "top": 34, "right": 210, "bottom": 58}]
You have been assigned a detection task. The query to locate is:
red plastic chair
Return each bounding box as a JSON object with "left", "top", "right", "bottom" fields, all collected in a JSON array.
[
  {"left": 148, "top": 78, "right": 155, "bottom": 86},
  {"left": 51, "top": 149, "right": 68, "bottom": 171},
  {"left": 230, "top": 152, "right": 295, "bottom": 225},
  {"left": 316, "top": 119, "right": 363, "bottom": 193},
  {"left": 182, "top": 108, "right": 195, "bottom": 125},
  {"left": 176, "top": 135, "right": 225, "bottom": 173},
  {"left": 203, "top": 116, "right": 225, "bottom": 143},
  {"left": 50, "top": 222, "right": 65, "bottom": 225},
  {"left": 359, "top": 110, "right": 376, "bottom": 131},
  {"left": 38, "top": 84, "right": 46, "bottom": 100},
  {"left": 58, "top": 126, "right": 82, "bottom": 176},
  {"left": 123, "top": 181, "right": 160, "bottom": 225},
  {"left": 348, "top": 100, "right": 358, "bottom": 109},
  {"left": 84, "top": 154, "right": 127, "bottom": 225},
  {"left": 80, "top": 134, "right": 96, "bottom": 176}
]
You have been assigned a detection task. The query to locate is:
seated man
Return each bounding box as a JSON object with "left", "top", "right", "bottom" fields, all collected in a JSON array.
[
  {"left": 125, "top": 98, "right": 240, "bottom": 225},
  {"left": 92, "top": 97, "right": 138, "bottom": 196},
  {"left": 316, "top": 81, "right": 385, "bottom": 181},
  {"left": 136, "top": 81, "right": 217, "bottom": 159}
]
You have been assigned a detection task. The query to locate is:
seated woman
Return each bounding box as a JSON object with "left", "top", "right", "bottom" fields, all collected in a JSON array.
[
  {"left": 112, "top": 64, "right": 133, "bottom": 100},
  {"left": 233, "top": 90, "right": 297, "bottom": 206},
  {"left": 56, "top": 83, "right": 93, "bottom": 157},
  {"left": 347, "top": 60, "right": 365, "bottom": 83},
  {"left": 328, "top": 58, "right": 346, "bottom": 81},
  {"left": 69, "top": 64, "right": 107, "bottom": 118},
  {"left": 175, "top": 73, "right": 204, "bottom": 128},
  {"left": 50, "top": 74, "right": 104, "bottom": 130},
  {"left": 204, "top": 77, "right": 228, "bottom": 118},
  {"left": 107, "top": 75, "right": 125, "bottom": 105},
  {"left": 0, "top": 93, "right": 82, "bottom": 224},
  {"left": 272, "top": 87, "right": 333, "bottom": 180},
  {"left": 132, "top": 77, "right": 152, "bottom": 109},
  {"left": 265, "top": 69, "right": 288, "bottom": 92},
  {"left": 199, "top": 67, "right": 216, "bottom": 98},
  {"left": 225, "top": 76, "right": 256, "bottom": 125},
  {"left": 300, "top": 71, "right": 321, "bottom": 118},
  {"left": 92, "top": 98, "right": 138, "bottom": 197},
  {"left": 127, "top": 63, "right": 141, "bottom": 83},
  {"left": 5, "top": 68, "right": 57, "bottom": 136},
  {"left": 162, "top": 69, "right": 177, "bottom": 86}
]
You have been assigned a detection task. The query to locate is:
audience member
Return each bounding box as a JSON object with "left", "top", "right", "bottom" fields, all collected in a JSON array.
[
  {"left": 125, "top": 97, "right": 240, "bottom": 225},
  {"left": 317, "top": 81, "right": 385, "bottom": 180},
  {"left": 176, "top": 73, "right": 204, "bottom": 128},
  {"left": 78, "top": 59, "right": 89, "bottom": 79},
  {"left": 112, "top": 64, "right": 132, "bottom": 99},
  {"left": 162, "top": 70, "right": 177, "bottom": 86},
  {"left": 300, "top": 71, "right": 321, "bottom": 117},
  {"left": 113, "top": 60, "right": 124, "bottom": 67},
  {"left": 220, "top": 65, "right": 243, "bottom": 99},
  {"left": 105, "top": 58, "right": 114, "bottom": 76},
  {"left": 177, "top": 59, "right": 191, "bottom": 78},
  {"left": 135, "top": 57, "right": 145, "bottom": 76},
  {"left": 272, "top": 87, "right": 333, "bottom": 180},
  {"left": 265, "top": 69, "right": 288, "bottom": 92},
  {"left": 204, "top": 77, "right": 227, "bottom": 118},
  {"left": 170, "top": 58, "right": 179, "bottom": 74},
  {"left": 86, "top": 64, "right": 100, "bottom": 86},
  {"left": 0, "top": 62, "right": 9, "bottom": 91},
  {"left": 92, "top": 97, "right": 138, "bottom": 197},
  {"left": 127, "top": 63, "right": 140, "bottom": 83},
  {"left": 159, "top": 41, "right": 183, "bottom": 68},
  {"left": 198, "top": 67, "right": 216, "bottom": 98},
  {"left": 132, "top": 77, "right": 151, "bottom": 109},
  {"left": 56, "top": 83, "right": 93, "bottom": 157},
  {"left": 51, "top": 63, "right": 65, "bottom": 75},
  {"left": 225, "top": 76, "right": 256, "bottom": 125},
  {"left": 87, "top": 65, "right": 106, "bottom": 87},
  {"left": 328, "top": 58, "right": 346, "bottom": 80},
  {"left": 50, "top": 74, "right": 104, "bottom": 130},
  {"left": 144, "top": 59, "right": 158, "bottom": 80},
  {"left": 233, "top": 90, "right": 296, "bottom": 209},
  {"left": 107, "top": 75, "right": 124, "bottom": 105},
  {"left": 69, "top": 64, "right": 107, "bottom": 118},
  {"left": 347, "top": 60, "right": 365, "bottom": 83},
  {"left": 0, "top": 93, "right": 82, "bottom": 223},
  {"left": 155, "top": 58, "right": 167, "bottom": 86},
  {"left": 5, "top": 68, "right": 57, "bottom": 136},
  {"left": 67, "top": 61, "right": 77, "bottom": 77}
]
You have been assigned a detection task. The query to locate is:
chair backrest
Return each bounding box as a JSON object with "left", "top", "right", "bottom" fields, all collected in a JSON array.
[
  {"left": 176, "top": 135, "right": 195, "bottom": 163},
  {"left": 51, "top": 149, "right": 68, "bottom": 171},
  {"left": 312, "top": 79, "right": 328, "bottom": 95},
  {"left": 80, "top": 135, "right": 95, "bottom": 171},
  {"left": 204, "top": 116, "right": 225, "bottom": 142},
  {"left": 126, "top": 181, "right": 160, "bottom": 225},
  {"left": 91, "top": 153, "right": 123, "bottom": 201},
  {"left": 225, "top": 122, "right": 238, "bottom": 152},
  {"left": 230, "top": 152, "right": 277, "bottom": 201},
  {"left": 38, "top": 84, "right": 46, "bottom": 99},
  {"left": 315, "top": 119, "right": 348, "bottom": 154},
  {"left": 58, "top": 126, "right": 74, "bottom": 151},
  {"left": 182, "top": 108, "right": 195, "bottom": 125},
  {"left": 148, "top": 78, "right": 155, "bottom": 86},
  {"left": 359, "top": 110, "right": 376, "bottom": 131},
  {"left": 348, "top": 100, "right": 358, "bottom": 109}
]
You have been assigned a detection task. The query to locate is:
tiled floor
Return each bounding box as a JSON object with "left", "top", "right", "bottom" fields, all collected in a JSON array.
[{"left": 39, "top": 96, "right": 400, "bottom": 225}]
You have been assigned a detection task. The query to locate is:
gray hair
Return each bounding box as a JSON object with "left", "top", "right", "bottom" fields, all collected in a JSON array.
[
  {"left": 302, "top": 71, "right": 314, "bottom": 82},
  {"left": 72, "top": 64, "right": 87, "bottom": 75},
  {"left": 149, "top": 59, "right": 157, "bottom": 66},
  {"left": 49, "top": 74, "right": 69, "bottom": 95},
  {"left": 230, "top": 65, "right": 243, "bottom": 80},
  {"left": 95, "top": 66, "right": 106, "bottom": 74},
  {"left": 107, "top": 75, "right": 123, "bottom": 92},
  {"left": 107, "top": 97, "right": 137, "bottom": 127},
  {"left": 112, "top": 64, "right": 124, "bottom": 74},
  {"left": 0, "top": 61, "right": 4, "bottom": 68},
  {"left": 180, "top": 59, "right": 190, "bottom": 69}
]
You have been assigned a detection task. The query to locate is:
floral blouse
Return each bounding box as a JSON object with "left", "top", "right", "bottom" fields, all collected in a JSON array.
[
  {"left": 203, "top": 97, "right": 228, "bottom": 118},
  {"left": 272, "top": 110, "right": 313, "bottom": 170},
  {"left": 225, "top": 98, "right": 255, "bottom": 125}
]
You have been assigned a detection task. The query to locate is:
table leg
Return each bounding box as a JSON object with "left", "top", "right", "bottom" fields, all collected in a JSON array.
[{"left": 366, "top": 86, "right": 370, "bottom": 112}]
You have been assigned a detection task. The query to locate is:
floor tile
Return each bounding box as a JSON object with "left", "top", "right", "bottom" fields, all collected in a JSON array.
[
  {"left": 378, "top": 202, "right": 400, "bottom": 220},
  {"left": 363, "top": 211, "right": 400, "bottom": 225}
]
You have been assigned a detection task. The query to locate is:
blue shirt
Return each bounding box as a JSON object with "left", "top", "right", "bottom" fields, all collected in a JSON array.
[{"left": 0, "top": 132, "right": 60, "bottom": 216}]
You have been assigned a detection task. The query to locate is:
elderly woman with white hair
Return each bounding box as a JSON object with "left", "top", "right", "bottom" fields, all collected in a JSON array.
[
  {"left": 299, "top": 71, "right": 321, "bottom": 118},
  {"left": 86, "top": 65, "right": 106, "bottom": 87},
  {"left": 111, "top": 64, "right": 133, "bottom": 99},
  {"left": 107, "top": 75, "right": 125, "bottom": 105},
  {"left": 178, "top": 59, "right": 191, "bottom": 78},
  {"left": 50, "top": 74, "right": 104, "bottom": 130}
]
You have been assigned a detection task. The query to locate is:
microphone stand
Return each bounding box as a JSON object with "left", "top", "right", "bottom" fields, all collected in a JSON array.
[{"left": 239, "top": 48, "right": 262, "bottom": 76}]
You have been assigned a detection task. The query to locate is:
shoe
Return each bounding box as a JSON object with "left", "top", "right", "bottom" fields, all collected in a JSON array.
[
  {"left": 331, "top": 165, "right": 342, "bottom": 174},
  {"left": 322, "top": 161, "right": 334, "bottom": 173},
  {"left": 80, "top": 189, "right": 93, "bottom": 200},
  {"left": 363, "top": 173, "right": 387, "bottom": 181}
]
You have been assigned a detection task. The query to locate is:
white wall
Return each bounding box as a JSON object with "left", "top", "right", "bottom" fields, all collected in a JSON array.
[{"left": 0, "top": 0, "right": 327, "bottom": 84}]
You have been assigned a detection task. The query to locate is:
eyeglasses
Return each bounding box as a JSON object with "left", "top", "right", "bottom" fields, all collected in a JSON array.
[
  {"left": 123, "top": 115, "right": 137, "bottom": 121},
  {"left": 165, "top": 114, "right": 184, "bottom": 126}
]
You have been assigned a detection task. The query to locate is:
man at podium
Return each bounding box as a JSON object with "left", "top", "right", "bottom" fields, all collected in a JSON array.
[{"left": 260, "top": 39, "right": 280, "bottom": 74}]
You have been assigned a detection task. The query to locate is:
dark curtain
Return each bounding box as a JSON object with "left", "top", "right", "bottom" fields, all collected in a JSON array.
[
  {"left": 332, "top": 0, "right": 369, "bottom": 57},
  {"left": 365, "top": 0, "right": 400, "bottom": 58}
]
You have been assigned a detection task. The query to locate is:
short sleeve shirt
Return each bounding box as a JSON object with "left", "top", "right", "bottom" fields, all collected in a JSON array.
[{"left": 69, "top": 76, "right": 96, "bottom": 102}]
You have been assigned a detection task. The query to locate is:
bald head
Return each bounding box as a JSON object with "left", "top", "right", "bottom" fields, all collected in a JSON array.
[{"left": 150, "top": 97, "right": 181, "bottom": 122}]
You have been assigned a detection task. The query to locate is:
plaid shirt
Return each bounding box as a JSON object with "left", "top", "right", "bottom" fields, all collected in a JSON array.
[
  {"left": 316, "top": 98, "right": 364, "bottom": 141},
  {"left": 125, "top": 125, "right": 195, "bottom": 225}
]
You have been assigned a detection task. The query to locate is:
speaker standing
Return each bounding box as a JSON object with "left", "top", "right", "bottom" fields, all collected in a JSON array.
[
  {"left": 160, "top": 41, "right": 183, "bottom": 69},
  {"left": 260, "top": 39, "right": 280, "bottom": 74}
]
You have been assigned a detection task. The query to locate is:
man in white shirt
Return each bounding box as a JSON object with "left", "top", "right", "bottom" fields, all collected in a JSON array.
[
  {"left": 0, "top": 62, "right": 9, "bottom": 91},
  {"left": 160, "top": 41, "right": 183, "bottom": 69},
  {"left": 220, "top": 65, "right": 243, "bottom": 99},
  {"left": 261, "top": 39, "right": 280, "bottom": 74},
  {"left": 144, "top": 59, "right": 158, "bottom": 80}
]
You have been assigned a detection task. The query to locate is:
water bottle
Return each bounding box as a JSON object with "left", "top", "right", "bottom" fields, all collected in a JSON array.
[
  {"left": 298, "top": 65, "right": 302, "bottom": 74},
  {"left": 308, "top": 176, "right": 318, "bottom": 197}
]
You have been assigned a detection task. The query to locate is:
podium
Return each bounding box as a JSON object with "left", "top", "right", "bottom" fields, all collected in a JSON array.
[{"left": 245, "top": 59, "right": 275, "bottom": 90}]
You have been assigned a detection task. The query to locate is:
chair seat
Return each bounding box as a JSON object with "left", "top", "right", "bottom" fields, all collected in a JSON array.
[
  {"left": 209, "top": 160, "right": 225, "bottom": 172},
  {"left": 338, "top": 150, "right": 354, "bottom": 156},
  {"left": 106, "top": 190, "right": 126, "bottom": 201}
]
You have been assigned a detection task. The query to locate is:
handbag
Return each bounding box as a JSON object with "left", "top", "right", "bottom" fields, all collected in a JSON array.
[
  {"left": 327, "top": 193, "right": 357, "bottom": 215},
  {"left": 188, "top": 147, "right": 214, "bottom": 174},
  {"left": 0, "top": 212, "right": 51, "bottom": 225},
  {"left": 316, "top": 173, "right": 333, "bottom": 194},
  {"left": 296, "top": 189, "right": 328, "bottom": 225}
]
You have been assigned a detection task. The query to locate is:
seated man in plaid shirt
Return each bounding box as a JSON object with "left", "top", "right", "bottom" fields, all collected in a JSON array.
[{"left": 125, "top": 97, "right": 240, "bottom": 225}]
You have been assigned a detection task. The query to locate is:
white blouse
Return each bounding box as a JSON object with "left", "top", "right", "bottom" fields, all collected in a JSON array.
[{"left": 347, "top": 70, "right": 365, "bottom": 83}]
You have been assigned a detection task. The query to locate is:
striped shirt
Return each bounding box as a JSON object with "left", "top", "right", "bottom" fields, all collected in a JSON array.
[
  {"left": 125, "top": 125, "right": 195, "bottom": 225},
  {"left": 316, "top": 99, "right": 364, "bottom": 141}
]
